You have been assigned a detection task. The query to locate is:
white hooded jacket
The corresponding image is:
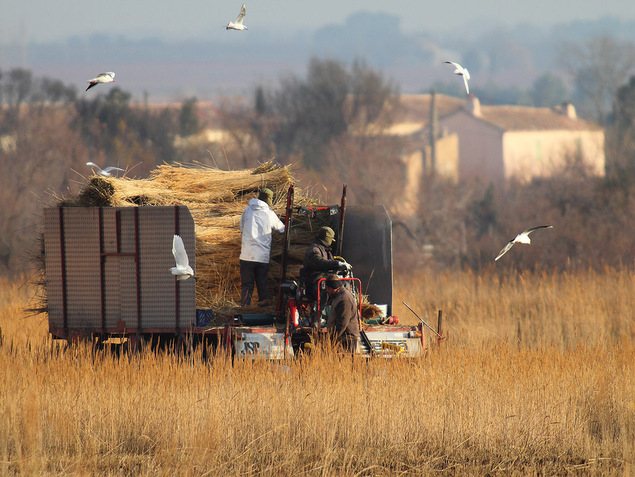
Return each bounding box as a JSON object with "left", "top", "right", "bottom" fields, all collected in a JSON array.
[{"left": 240, "top": 198, "right": 285, "bottom": 263}]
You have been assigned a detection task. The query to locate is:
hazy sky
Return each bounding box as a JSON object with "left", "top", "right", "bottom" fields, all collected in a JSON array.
[{"left": 4, "top": 0, "right": 635, "bottom": 43}]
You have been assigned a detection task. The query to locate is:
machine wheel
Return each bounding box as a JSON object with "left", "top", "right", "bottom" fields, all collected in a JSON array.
[{"left": 291, "top": 331, "right": 313, "bottom": 357}]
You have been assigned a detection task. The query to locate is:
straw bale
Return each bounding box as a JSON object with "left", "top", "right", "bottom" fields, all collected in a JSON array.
[
  {"left": 53, "top": 161, "right": 335, "bottom": 314},
  {"left": 361, "top": 303, "right": 383, "bottom": 320}
]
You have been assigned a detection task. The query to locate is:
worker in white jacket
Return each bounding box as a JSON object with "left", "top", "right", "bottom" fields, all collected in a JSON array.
[{"left": 239, "top": 188, "right": 285, "bottom": 306}]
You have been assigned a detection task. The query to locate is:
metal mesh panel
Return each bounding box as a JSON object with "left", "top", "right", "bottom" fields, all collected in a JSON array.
[
  {"left": 43, "top": 209, "right": 63, "bottom": 330},
  {"left": 44, "top": 206, "right": 196, "bottom": 334},
  {"left": 118, "top": 209, "right": 139, "bottom": 328},
  {"left": 102, "top": 209, "right": 120, "bottom": 329},
  {"left": 177, "top": 210, "right": 196, "bottom": 327},
  {"left": 140, "top": 207, "right": 196, "bottom": 329},
  {"left": 139, "top": 207, "right": 194, "bottom": 329},
  {"left": 63, "top": 208, "right": 102, "bottom": 328}
]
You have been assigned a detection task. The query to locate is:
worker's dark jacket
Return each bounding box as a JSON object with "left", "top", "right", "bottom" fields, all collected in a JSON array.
[
  {"left": 302, "top": 239, "right": 341, "bottom": 299},
  {"left": 327, "top": 287, "right": 360, "bottom": 351}
]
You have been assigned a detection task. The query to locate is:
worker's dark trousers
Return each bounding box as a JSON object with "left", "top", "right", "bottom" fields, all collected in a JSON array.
[
  {"left": 340, "top": 335, "right": 358, "bottom": 354},
  {"left": 240, "top": 260, "right": 270, "bottom": 306}
]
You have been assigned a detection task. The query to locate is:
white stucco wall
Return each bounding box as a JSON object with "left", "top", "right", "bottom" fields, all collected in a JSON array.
[
  {"left": 397, "top": 150, "right": 424, "bottom": 217},
  {"left": 503, "top": 130, "right": 605, "bottom": 181},
  {"left": 434, "top": 134, "right": 459, "bottom": 181},
  {"left": 438, "top": 111, "right": 505, "bottom": 184}
]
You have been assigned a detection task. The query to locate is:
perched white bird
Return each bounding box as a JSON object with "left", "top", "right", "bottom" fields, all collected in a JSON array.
[
  {"left": 86, "top": 72, "right": 115, "bottom": 91},
  {"left": 171, "top": 235, "right": 195, "bottom": 280},
  {"left": 226, "top": 4, "right": 247, "bottom": 30},
  {"left": 86, "top": 162, "right": 124, "bottom": 177},
  {"left": 495, "top": 225, "right": 554, "bottom": 261},
  {"left": 443, "top": 61, "right": 470, "bottom": 95}
]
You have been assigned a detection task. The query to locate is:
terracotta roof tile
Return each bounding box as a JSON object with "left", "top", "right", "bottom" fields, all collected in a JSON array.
[
  {"left": 478, "top": 104, "right": 602, "bottom": 132},
  {"left": 397, "top": 94, "right": 464, "bottom": 125},
  {"left": 393, "top": 95, "right": 602, "bottom": 132}
]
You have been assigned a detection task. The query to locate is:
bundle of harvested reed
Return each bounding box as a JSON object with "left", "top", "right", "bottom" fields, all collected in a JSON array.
[{"left": 56, "top": 161, "right": 333, "bottom": 313}]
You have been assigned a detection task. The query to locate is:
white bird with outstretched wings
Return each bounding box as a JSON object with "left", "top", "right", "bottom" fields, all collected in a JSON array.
[
  {"left": 444, "top": 61, "right": 470, "bottom": 95},
  {"left": 86, "top": 162, "right": 124, "bottom": 177},
  {"left": 495, "top": 225, "right": 553, "bottom": 261},
  {"left": 226, "top": 4, "right": 247, "bottom": 30},
  {"left": 86, "top": 72, "right": 115, "bottom": 91},
  {"left": 171, "top": 235, "right": 195, "bottom": 280}
]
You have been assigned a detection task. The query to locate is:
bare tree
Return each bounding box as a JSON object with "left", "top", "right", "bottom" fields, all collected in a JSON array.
[
  {"left": 215, "top": 58, "right": 400, "bottom": 171},
  {"left": 559, "top": 36, "right": 635, "bottom": 123},
  {"left": 607, "top": 75, "right": 635, "bottom": 179},
  {"left": 215, "top": 95, "right": 278, "bottom": 169},
  {"left": 270, "top": 58, "right": 350, "bottom": 169},
  {"left": 178, "top": 97, "right": 200, "bottom": 137},
  {"left": 0, "top": 68, "right": 33, "bottom": 125},
  {"left": 5, "top": 68, "right": 33, "bottom": 108},
  {"left": 346, "top": 60, "right": 399, "bottom": 134},
  {"left": 531, "top": 72, "right": 568, "bottom": 107}
]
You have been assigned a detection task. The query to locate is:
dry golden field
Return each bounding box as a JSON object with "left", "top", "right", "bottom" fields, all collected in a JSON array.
[{"left": 1, "top": 269, "right": 633, "bottom": 475}]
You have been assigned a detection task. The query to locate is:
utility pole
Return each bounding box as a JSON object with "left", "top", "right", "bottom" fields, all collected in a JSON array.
[{"left": 429, "top": 88, "right": 438, "bottom": 176}]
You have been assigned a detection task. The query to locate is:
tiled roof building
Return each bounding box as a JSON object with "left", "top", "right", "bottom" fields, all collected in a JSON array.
[{"left": 391, "top": 94, "right": 605, "bottom": 186}]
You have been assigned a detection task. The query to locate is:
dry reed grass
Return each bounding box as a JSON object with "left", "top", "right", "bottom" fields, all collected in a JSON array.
[
  {"left": 395, "top": 266, "right": 635, "bottom": 348},
  {"left": 1, "top": 270, "right": 633, "bottom": 475}
]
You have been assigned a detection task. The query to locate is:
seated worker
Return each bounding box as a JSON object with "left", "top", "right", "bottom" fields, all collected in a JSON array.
[
  {"left": 302, "top": 226, "right": 349, "bottom": 301},
  {"left": 325, "top": 274, "right": 360, "bottom": 353}
]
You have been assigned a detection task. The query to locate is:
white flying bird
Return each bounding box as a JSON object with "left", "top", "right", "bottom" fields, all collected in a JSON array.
[
  {"left": 444, "top": 61, "right": 470, "bottom": 95},
  {"left": 171, "top": 235, "right": 195, "bottom": 280},
  {"left": 495, "top": 225, "right": 554, "bottom": 261},
  {"left": 86, "top": 72, "right": 115, "bottom": 91},
  {"left": 86, "top": 162, "right": 124, "bottom": 177},
  {"left": 226, "top": 4, "right": 247, "bottom": 30}
]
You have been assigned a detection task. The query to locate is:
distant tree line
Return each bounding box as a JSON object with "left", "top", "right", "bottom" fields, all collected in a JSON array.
[
  {"left": 0, "top": 68, "right": 202, "bottom": 166},
  {"left": 0, "top": 60, "right": 634, "bottom": 276}
]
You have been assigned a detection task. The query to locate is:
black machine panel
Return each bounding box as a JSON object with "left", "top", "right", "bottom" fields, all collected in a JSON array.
[{"left": 337, "top": 205, "right": 393, "bottom": 315}]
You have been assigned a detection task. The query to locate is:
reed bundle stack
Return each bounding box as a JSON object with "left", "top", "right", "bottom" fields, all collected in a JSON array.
[{"left": 57, "top": 162, "right": 335, "bottom": 313}]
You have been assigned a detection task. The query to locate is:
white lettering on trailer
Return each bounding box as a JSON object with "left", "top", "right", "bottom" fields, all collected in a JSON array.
[{"left": 236, "top": 332, "right": 292, "bottom": 359}]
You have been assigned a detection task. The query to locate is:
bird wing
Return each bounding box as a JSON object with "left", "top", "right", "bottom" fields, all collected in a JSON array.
[
  {"left": 86, "top": 72, "right": 114, "bottom": 90},
  {"left": 172, "top": 235, "right": 190, "bottom": 268},
  {"left": 494, "top": 241, "right": 515, "bottom": 261},
  {"left": 86, "top": 162, "right": 103, "bottom": 173},
  {"left": 89, "top": 72, "right": 114, "bottom": 83},
  {"left": 235, "top": 4, "right": 246, "bottom": 23},
  {"left": 96, "top": 72, "right": 114, "bottom": 81},
  {"left": 524, "top": 225, "right": 553, "bottom": 235},
  {"left": 462, "top": 74, "right": 470, "bottom": 94},
  {"left": 447, "top": 61, "right": 466, "bottom": 74},
  {"left": 102, "top": 166, "right": 124, "bottom": 174}
]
